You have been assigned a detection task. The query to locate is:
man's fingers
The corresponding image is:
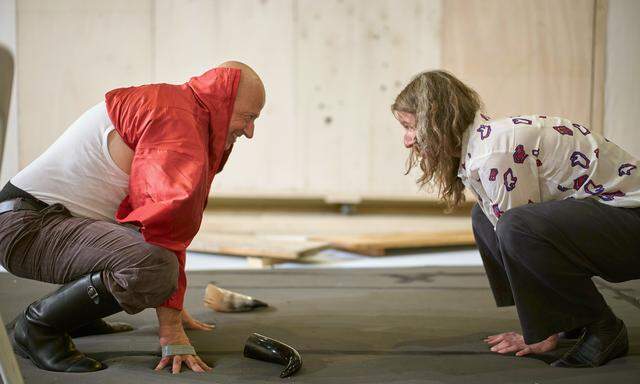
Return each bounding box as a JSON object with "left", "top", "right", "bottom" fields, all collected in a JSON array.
[
  {"left": 195, "top": 321, "right": 215, "bottom": 330},
  {"left": 202, "top": 322, "right": 215, "bottom": 330},
  {"left": 172, "top": 356, "right": 183, "bottom": 374},
  {"left": 185, "top": 356, "right": 205, "bottom": 373},
  {"left": 195, "top": 355, "right": 213, "bottom": 371},
  {"left": 158, "top": 355, "right": 212, "bottom": 374},
  {"left": 155, "top": 353, "right": 213, "bottom": 374},
  {"left": 516, "top": 347, "right": 532, "bottom": 357},
  {"left": 184, "top": 319, "right": 215, "bottom": 331},
  {"left": 155, "top": 356, "right": 171, "bottom": 371},
  {"left": 183, "top": 357, "right": 195, "bottom": 372}
]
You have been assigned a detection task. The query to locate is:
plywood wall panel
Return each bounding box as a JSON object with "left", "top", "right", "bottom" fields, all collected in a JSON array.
[
  {"left": 442, "top": 0, "right": 595, "bottom": 126},
  {"left": 15, "top": 0, "right": 605, "bottom": 203},
  {"left": 590, "top": 0, "right": 607, "bottom": 135},
  {"left": 155, "top": 0, "right": 442, "bottom": 200},
  {"left": 154, "top": 0, "right": 302, "bottom": 195},
  {"left": 364, "top": 1, "right": 441, "bottom": 199},
  {"left": 604, "top": 0, "right": 640, "bottom": 157},
  {"left": 17, "top": 0, "right": 153, "bottom": 167},
  {"left": 295, "top": 0, "right": 441, "bottom": 200},
  {"left": 0, "top": 0, "right": 18, "bottom": 185}
]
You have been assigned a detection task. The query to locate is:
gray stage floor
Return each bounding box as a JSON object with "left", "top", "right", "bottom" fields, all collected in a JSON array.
[{"left": 1, "top": 267, "right": 639, "bottom": 383}]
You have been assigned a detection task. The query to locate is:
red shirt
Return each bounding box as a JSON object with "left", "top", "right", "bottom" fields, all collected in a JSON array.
[{"left": 105, "top": 67, "right": 240, "bottom": 310}]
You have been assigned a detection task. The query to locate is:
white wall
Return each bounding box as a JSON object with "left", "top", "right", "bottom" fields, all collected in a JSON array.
[
  {"left": 17, "top": 0, "right": 154, "bottom": 170},
  {"left": 13, "top": 0, "right": 612, "bottom": 202},
  {"left": 0, "top": 0, "right": 18, "bottom": 185},
  {"left": 604, "top": 0, "right": 640, "bottom": 157},
  {"left": 18, "top": 0, "right": 441, "bottom": 201}
]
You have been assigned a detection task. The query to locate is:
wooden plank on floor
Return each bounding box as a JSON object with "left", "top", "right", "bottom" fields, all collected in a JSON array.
[
  {"left": 195, "top": 210, "right": 474, "bottom": 259},
  {"left": 188, "top": 233, "right": 329, "bottom": 260},
  {"left": 246, "top": 256, "right": 287, "bottom": 269},
  {"left": 312, "top": 230, "right": 475, "bottom": 256}
]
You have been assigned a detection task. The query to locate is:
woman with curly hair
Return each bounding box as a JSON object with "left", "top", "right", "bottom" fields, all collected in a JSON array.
[{"left": 392, "top": 70, "right": 640, "bottom": 367}]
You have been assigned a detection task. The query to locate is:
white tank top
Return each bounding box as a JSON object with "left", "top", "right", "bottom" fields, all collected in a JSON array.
[{"left": 11, "top": 102, "right": 129, "bottom": 222}]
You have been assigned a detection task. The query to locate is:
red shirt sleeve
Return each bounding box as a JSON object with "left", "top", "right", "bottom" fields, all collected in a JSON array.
[
  {"left": 161, "top": 250, "right": 187, "bottom": 310},
  {"left": 114, "top": 110, "right": 209, "bottom": 311}
]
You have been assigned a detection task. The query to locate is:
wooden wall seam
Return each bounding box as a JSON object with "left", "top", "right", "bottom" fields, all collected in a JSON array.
[{"left": 590, "top": 0, "right": 608, "bottom": 134}]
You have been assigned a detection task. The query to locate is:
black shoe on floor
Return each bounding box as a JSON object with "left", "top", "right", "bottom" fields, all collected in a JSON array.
[
  {"left": 551, "top": 311, "right": 629, "bottom": 368},
  {"left": 12, "top": 271, "right": 124, "bottom": 372}
]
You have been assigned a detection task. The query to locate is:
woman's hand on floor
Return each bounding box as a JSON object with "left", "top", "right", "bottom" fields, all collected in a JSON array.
[
  {"left": 484, "top": 331, "right": 558, "bottom": 356},
  {"left": 182, "top": 309, "right": 215, "bottom": 331}
]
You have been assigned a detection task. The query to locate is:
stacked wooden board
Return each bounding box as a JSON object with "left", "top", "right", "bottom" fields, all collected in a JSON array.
[
  {"left": 312, "top": 230, "right": 475, "bottom": 256},
  {"left": 188, "top": 209, "right": 474, "bottom": 266},
  {"left": 189, "top": 233, "right": 329, "bottom": 268}
]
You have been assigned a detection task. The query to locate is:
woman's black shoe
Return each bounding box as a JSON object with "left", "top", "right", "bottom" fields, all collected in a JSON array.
[{"left": 551, "top": 314, "right": 628, "bottom": 368}]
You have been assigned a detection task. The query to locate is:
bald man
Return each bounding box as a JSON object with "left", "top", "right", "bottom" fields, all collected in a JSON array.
[{"left": 0, "top": 62, "right": 265, "bottom": 374}]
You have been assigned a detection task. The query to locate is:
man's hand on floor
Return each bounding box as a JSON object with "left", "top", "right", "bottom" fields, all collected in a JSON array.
[
  {"left": 484, "top": 331, "right": 558, "bottom": 356},
  {"left": 182, "top": 309, "right": 215, "bottom": 331},
  {"left": 155, "top": 306, "right": 213, "bottom": 374},
  {"left": 154, "top": 350, "right": 213, "bottom": 374}
]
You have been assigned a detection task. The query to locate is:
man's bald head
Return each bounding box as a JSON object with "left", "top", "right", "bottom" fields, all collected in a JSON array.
[
  {"left": 218, "top": 61, "right": 265, "bottom": 109},
  {"left": 217, "top": 61, "right": 266, "bottom": 149}
]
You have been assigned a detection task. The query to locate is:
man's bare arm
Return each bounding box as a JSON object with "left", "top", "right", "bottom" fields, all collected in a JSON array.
[
  {"left": 156, "top": 307, "right": 189, "bottom": 345},
  {"left": 107, "top": 129, "right": 133, "bottom": 175}
]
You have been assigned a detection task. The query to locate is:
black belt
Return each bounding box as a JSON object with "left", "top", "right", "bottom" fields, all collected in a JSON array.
[{"left": 0, "top": 198, "right": 42, "bottom": 214}]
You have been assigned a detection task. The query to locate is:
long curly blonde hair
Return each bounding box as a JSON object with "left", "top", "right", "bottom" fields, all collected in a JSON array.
[{"left": 392, "top": 70, "right": 482, "bottom": 208}]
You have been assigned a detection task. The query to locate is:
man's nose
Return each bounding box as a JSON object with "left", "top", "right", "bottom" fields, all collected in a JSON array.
[{"left": 244, "top": 122, "right": 254, "bottom": 139}]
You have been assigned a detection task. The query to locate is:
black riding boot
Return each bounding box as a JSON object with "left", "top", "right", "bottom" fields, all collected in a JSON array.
[
  {"left": 8, "top": 316, "right": 133, "bottom": 339},
  {"left": 12, "top": 271, "right": 123, "bottom": 372},
  {"left": 68, "top": 318, "right": 133, "bottom": 338}
]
